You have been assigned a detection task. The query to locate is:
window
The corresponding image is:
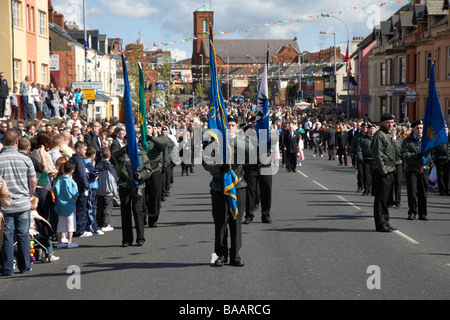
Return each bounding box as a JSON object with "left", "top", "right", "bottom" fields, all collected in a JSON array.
[
  {"left": 426, "top": 51, "right": 432, "bottom": 80},
  {"left": 12, "top": 0, "right": 21, "bottom": 28},
  {"left": 13, "top": 59, "right": 21, "bottom": 83},
  {"left": 202, "top": 20, "right": 207, "bottom": 33},
  {"left": 380, "top": 62, "right": 386, "bottom": 85},
  {"left": 26, "top": 5, "right": 35, "bottom": 32},
  {"left": 39, "top": 10, "right": 46, "bottom": 36},
  {"left": 399, "top": 57, "right": 406, "bottom": 84},
  {"left": 41, "top": 64, "right": 48, "bottom": 83},
  {"left": 447, "top": 48, "right": 450, "bottom": 79},
  {"left": 446, "top": 99, "right": 450, "bottom": 124}
]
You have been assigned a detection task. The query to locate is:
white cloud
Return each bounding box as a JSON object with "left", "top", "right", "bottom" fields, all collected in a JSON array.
[
  {"left": 99, "top": 0, "right": 158, "bottom": 18},
  {"left": 169, "top": 48, "right": 188, "bottom": 62}
]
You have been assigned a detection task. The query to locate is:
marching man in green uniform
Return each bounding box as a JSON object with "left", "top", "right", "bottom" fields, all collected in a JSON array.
[
  {"left": 401, "top": 120, "right": 431, "bottom": 221},
  {"left": 371, "top": 113, "right": 397, "bottom": 232},
  {"left": 203, "top": 115, "right": 247, "bottom": 267}
]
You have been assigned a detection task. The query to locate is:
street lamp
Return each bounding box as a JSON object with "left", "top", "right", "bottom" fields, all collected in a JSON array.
[
  {"left": 320, "top": 31, "right": 337, "bottom": 107},
  {"left": 272, "top": 55, "right": 281, "bottom": 105},
  {"left": 321, "top": 13, "right": 351, "bottom": 118},
  {"left": 199, "top": 53, "right": 204, "bottom": 88}
]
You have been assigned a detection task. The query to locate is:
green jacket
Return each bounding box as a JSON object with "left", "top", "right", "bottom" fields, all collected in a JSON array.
[
  {"left": 350, "top": 131, "right": 364, "bottom": 158},
  {"left": 113, "top": 144, "right": 153, "bottom": 188},
  {"left": 401, "top": 133, "right": 431, "bottom": 173},
  {"left": 393, "top": 137, "right": 403, "bottom": 165},
  {"left": 371, "top": 125, "right": 396, "bottom": 175},
  {"left": 431, "top": 135, "right": 449, "bottom": 162},
  {"left": 202, "top": 135, "right": 248, "bottom": 192},
  {"left": 356, "top": 134, "right": 374, "bottom": 162},
  {"left": 146, "top": 134, "right": 167, "bottom": 173},
  {"left": 162, "top": 135, "right": 175, "bottom": 170}
]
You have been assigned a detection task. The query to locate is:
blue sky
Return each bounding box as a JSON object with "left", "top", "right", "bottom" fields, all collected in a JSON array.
[{"left": 52, "top": 0, "right": 406, "bottom": 61}]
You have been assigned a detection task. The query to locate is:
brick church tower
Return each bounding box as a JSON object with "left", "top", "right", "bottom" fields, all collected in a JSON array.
[{"left": 192, "top": 5, "right": 213, "bottom": 87}]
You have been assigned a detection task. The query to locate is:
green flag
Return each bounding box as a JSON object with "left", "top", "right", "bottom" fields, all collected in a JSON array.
[{"left": 138, "top": 62, "right": 148, "bottom": 154}]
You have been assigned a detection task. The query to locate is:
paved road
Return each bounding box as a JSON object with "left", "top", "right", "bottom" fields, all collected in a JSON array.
[{"left": 1, "top": 148, "right": 450, "bottom": 300}]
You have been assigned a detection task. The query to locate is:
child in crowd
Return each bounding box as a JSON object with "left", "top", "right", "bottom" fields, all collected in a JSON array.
[
  {"left": 69, "top": 141, "right": 90, "bottom": 237},
  {"left": 84, "top": 146, "right": 103, "bottom": 235},
  {"left": 297, "top": 135, "right": 305, "bottom": 167},
  {"left": 53, "top": 162, "right": 79, "bottom": 248},
  {"left": 9, "top": 87, "right": 18, "bottom": 120},
  {"left": 29, "top": 196, "right": 58, "bottom": 260},
  {"left": 96, "top": 148, "right": 118, "bottom": 232}
]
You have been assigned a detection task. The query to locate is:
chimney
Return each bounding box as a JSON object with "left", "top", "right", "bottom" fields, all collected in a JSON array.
[
  {"left": 48, "top": 0, "right": 54, "bottom": 23},
  {"left": 53, "top": 12, "right": 65, "bottom": 29}
]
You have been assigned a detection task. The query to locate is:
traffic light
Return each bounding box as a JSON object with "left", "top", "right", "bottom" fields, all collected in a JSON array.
[{"left": 188, "top": 96, "right": 194, "bottom": 108}]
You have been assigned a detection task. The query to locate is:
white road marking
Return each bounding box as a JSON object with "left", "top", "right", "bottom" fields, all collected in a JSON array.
[
  {"left": 296, "top": 170, "right": 308, "bottom": 178},
  {"left": 336, "top": 195, "right": 361, "bottom": 210},
  {"left": 393, "top": 230, "right": 419, "bottom": 245},
  {"left": 309, "top": 178, "right": 420, "bottom": 246},
  {"left": 312, "top": 180, "right": 329, "bottom": 190}
]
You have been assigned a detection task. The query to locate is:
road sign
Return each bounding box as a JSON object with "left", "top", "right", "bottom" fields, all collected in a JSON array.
[
  {"left": 156, "top": 82, "right": 166, "bottom": 91},
  {"left": 70, "top": 81, "right": 102, "bottom": 90},
  {"left": 82, "top": 89, "right": 95, "bottom": 101}
]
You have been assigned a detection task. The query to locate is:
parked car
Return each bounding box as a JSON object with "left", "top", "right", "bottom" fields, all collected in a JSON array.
[
  {"left": 230, "top": 95, "right": 246, "bottom": 103},
  {"left": 173, "top": 100, "right": 181, "bottom": 107}
]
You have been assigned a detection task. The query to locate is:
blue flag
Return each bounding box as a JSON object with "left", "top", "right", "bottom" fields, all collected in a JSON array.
[
  {"left": 255, "top": 46, "right": 270, "bottom": 145},
  {"left": 422, "top": 64, "right": 448, "bottom": 153},
  {"left": 207, "top": 32, "right": 239, "bottom": 220},
  {"left": 121, "top": 54, "right": 141, "bottom": 179}
]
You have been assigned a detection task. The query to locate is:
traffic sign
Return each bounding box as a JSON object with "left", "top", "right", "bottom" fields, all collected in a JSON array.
[{"left": 70, "top": 81, "right": 102, "bottom": 90}]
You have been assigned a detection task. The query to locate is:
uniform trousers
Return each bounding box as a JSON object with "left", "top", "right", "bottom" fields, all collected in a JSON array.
[
  {"left": 362, "top": 159, "right": 374, "bottom": 194},
  {"left": 373, "top": 170, "right": 394, "bottom": 230},
  {"left": 388, "top": 164, "right": 402, "bottom": 206},
  {"left": 164, "top": 162, "right": 173, "bottom": 195},
  {"left": 211, "top": 188, "right": 245, "bottom": 260},
  {"left": 356, "top": 159, "right": 363, "bottom": 190},
  {"left": 119, "top": 186, "right": 145, "bottom": 245},
  {"left": 436, "top": 159, "right": 449, "bottom": 195},
  {"left": 244, "top": 166, "right": 272, "bottom": 221},
  {"left": 146, "top": 171, "right": 163, "bottom": 225},
  {"left": 406, "top": 171, "right": 428, "bottom": 217}
]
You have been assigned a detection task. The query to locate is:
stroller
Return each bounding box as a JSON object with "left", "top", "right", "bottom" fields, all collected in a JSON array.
[{"left": 14, "top": 219, "right": 55, "bottom": 268}]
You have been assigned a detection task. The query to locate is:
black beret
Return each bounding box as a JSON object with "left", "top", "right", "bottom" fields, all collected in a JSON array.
[
  {"left": 411, "top": 119, "right": 424, "bottom": 128},
  {"left": 147, "top": 121, "right": 154, "bottom": 127},
  {"left": 360, "top": 122, "right": 367, "bottom": 127},
  {"left": 156, "top": 122, "right": 162, "bottom": 127},
  {"left": 162, "top": 126, "right": 168, "bottom": 131},
  {"left": 227, "top": 115, "right": 237, "bottom": 123},
  {"left": 380, "top": 113, "right": 395, "bottom": 121},
  {"left": 367, "top": 123, "right": 376, "bottom": 128}
]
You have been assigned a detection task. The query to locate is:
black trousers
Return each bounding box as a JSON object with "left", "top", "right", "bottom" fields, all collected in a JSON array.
[
  {"left": 436, "top": 159, "right": 449, "bottom": 195},
  {"left": 337, "top": 146, "right": 348, "bottom": 164},
  {"left": 406, "top": 171, "right": 428, "bottom": 217},
  {"left": 0, "top": 97, "right": 6, "bottom": 118},
  {"left": 164, "top": 162, "right": 173, "bottom": 194},
  {"left": 119, "top": 186, "right": 145, "bottom": 245},
  {"left": 362, "top": 159, "right": 374, "bottom": 194},
  {"left": 286, "top": 152, "right": 297, "bottom": 172},
  {"left": 356, "top": 159, "right": 363, "bottom": 190},
  {"left": 245, "top": 167, "right": 272, "bottom": 220},
  {"left": 146, "top": 171, "right": 163, "bottom": 225},
  {"left": 388, "top": 164, "right": 402, "bottom": 206},
  {"left": 97, "top": 195, "right": 114, "bottom": 228},
  {"left": 373, "top": 170, "right": 394, "bottom": 229},
  {"left": 328, "top": 145, "right": 335, "bottom": 160},
  {"left": 211, "top": 188, "right": 245, "bottom": 259}
]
